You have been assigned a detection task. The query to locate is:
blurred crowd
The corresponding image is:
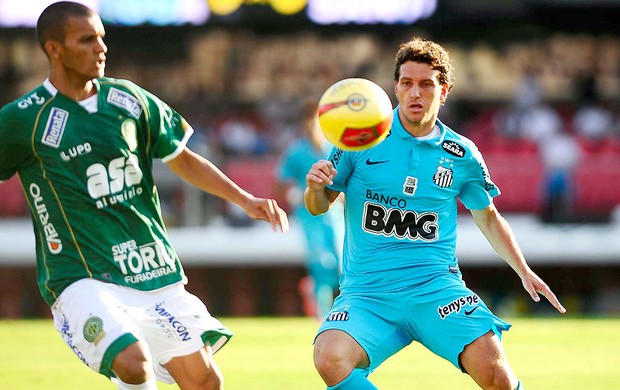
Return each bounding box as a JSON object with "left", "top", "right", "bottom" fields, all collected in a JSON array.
[{"left": 1, "top": 28, "right": 619, "bottom": 225}]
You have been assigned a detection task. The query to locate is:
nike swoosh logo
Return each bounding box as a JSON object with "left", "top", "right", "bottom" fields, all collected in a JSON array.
[
  {"left": 464, "top": 306, "right": 480, "bottom": 316},
  {"left": 366, "top": 158, "right": 389, "bottom": 165}
]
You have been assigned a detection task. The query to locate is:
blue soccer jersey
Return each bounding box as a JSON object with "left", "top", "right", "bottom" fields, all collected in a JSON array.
[{"left": 326, "top": 108, "right": 500, "bottom": 294}]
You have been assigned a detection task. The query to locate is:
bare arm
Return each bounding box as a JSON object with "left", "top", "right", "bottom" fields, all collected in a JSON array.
[
  {"left": 167, "top": 147, "right": 288, "bottom": 232},
  {"left": 304, "top": 159, "right": 341, "bottom": 216},
  {"left": 470, "top": 204, "right": 566, "bottom": 314}
]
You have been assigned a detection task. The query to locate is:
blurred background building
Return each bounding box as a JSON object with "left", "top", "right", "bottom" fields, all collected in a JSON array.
[{"left": 0, "top": 0, "right": 619, "bottom": 318}]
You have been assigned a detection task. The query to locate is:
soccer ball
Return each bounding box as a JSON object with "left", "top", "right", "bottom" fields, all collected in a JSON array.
[{"left": 318, "top": 78, "right": 393, "bottom": 151}]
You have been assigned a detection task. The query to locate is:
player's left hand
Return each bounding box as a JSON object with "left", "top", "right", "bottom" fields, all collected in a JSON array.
[
  {"left": 242, "top": 196, "right": 289, "bottom": 232},
  {"left": 521, "top": 271, "right": 566, "bottom": 314}
]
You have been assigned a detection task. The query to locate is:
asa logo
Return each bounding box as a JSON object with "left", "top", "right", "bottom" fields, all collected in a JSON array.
[{"left": 86, "top": 155, "right": 143, "bottom": 209}]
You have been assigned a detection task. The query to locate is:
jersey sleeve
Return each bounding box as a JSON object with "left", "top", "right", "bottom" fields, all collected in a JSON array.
[
  {"left": 276, "top": 145, "right": 296, "bottom": 183},
  {"left": 140, "top": 87, "right": 193, "bottom": 162},
  {"left": 458, "top": 147, "right": 501, "bottom": 210},
  {"left": 326, "top": 147, "right": 353, "bottom": 193},
  {"left": 0, "top": 105, "right": 32, "bottom": 181}
]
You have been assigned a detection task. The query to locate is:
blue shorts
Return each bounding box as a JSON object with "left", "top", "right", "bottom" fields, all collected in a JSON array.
[{"left": 316, "top": 269, "right": 511, "bottom": 373}]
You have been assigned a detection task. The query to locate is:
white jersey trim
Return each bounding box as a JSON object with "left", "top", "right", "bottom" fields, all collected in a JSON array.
[
  {"left": 43, "top": 79, "right": 58, "bottom": 96},
  {"left": 161, "top": 126, "right": 194, "bottom": 163}
]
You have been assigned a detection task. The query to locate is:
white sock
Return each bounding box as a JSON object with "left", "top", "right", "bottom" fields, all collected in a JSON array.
[{"left": 114, "top": 376, "right": 158, "bottom": 390}]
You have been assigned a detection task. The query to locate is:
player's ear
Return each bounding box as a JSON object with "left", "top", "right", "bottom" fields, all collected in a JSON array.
[
  {"left": 45, "top": 40, "right": 62, "bottom": 60},
  {"left": 439, "top": 85, "right": 449, "bottom": 106}
]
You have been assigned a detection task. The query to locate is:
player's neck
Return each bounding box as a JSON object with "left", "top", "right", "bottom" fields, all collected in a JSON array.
[
  {"left": 49, "top": 72, "right": 97, "bottom": 102},
  {"left": 405, "top": 121, "right": 437, "bottom": 138}
]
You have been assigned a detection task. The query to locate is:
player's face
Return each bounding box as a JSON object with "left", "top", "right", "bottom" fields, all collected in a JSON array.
[
  {"left": 57, "top": 14, "right": 107, "bottom": 81},
  {"left": 395, "top": 61, "right": 447, "bottom": 134}
]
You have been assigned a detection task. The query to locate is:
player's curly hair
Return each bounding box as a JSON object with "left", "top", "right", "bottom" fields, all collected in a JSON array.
[{"left": 393, "top": 37, "right": 455, "bottom": 93}]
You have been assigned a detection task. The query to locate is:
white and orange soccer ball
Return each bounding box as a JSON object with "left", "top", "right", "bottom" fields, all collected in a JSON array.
[{"left": 318, "top": 78, "right": 393, "bottom": 151}]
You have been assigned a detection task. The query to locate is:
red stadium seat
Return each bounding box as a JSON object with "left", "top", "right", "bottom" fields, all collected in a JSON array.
[
  {"left": 222, "top": 156, "right": 290, "bottom": 210},
  {"left": 0, "top": 176, "right": 27, "bottom": 216},
  {"left": 483, "top": 152, "right": 544, "bottom": 213},
  {"left": 574, "top": 153, "right": 620, "bottom": 217}
]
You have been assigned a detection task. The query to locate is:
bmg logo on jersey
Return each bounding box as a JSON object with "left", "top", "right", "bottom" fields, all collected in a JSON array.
[
  {"left": 42, "top": 108, "right": 68, "bottom": 148},
  {"left": 112, "top": 239, "right": 177, "bottom": 284},
  {"left": 86, "top": 155, "right": 144, "bottom": 209},
  {"left": 363, "top": 201, "right": 438, "bottom": 241}
]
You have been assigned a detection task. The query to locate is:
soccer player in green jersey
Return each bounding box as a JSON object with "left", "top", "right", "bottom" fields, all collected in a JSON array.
[{"left": 0, "top": 2, "right": 288, "bottom": 389}]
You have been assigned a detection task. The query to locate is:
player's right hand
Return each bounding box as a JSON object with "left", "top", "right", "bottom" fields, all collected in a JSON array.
[{"left": 306, "top": 159, "right": 337, "bottom": 192}]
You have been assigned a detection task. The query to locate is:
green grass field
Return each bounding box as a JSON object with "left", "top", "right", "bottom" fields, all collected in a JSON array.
[{"left": 1, "top": 317, "right": 618, "bottom": 389}]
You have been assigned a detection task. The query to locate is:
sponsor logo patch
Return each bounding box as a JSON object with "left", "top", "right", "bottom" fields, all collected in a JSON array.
[
  {"left": 363, "top": 202, "right": 438, "bottom": 241},
  {"left": 107, "top": 88, "right": 142, "bottom": 118},
  {"left": 437, "top": 294, "right": 480, "bottom": 319},
  {"left": 29, "top": 183, "right": 62, "bottom": 254},
  {"left": 61, "top": 315, "right": 89, "bottom": 366},
  {"left": 150, "top": 302, "right": 192, "bottom": 341},
  {"left": 442, "top": 140, "right": 466, "bottom": 158},
  {"left": 42, "top": 108, "right": 68, "bottom": 148},
  {"left": 403, "top": 176, "right": 418, "bottom": 196}
]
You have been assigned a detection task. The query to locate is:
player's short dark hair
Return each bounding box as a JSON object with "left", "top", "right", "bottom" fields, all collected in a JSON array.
[
  {"left": 393, "top": 37, "right": 455, "bottom": 93},
  {"left": 36, "top": 1, "right": 96, "bottom": 51}
]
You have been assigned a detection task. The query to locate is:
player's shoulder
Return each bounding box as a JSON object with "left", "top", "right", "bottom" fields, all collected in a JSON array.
[
  {"left": 97, "top": 77, "right": 152, "bottom": 118},
  {"left": 97, "top": 76, "right": 147, "bottom": 97},
  {"left": 0, "top": 83, "right": 52, "bottom": 124},
  {"left": 98, "top": 76, "right": 139, "bottom": 89},
  {"left": 438, "top": 121, "right": 481, "bottom": 159}
]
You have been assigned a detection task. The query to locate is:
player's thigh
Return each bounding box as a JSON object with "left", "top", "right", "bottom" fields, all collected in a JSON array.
[
  {"left": 51, "top": 279, "right": 143, "bottom": 378},
  {"left": 316, "top": 292, "right": 410, "bottom": 372},
  {"left": 460, "top": 331, "right": 517, "bottom": 388},
  {"left": 141, "top": 285, "right": 233, "bottom": 384},
  {"left": 410, "top": 280, "right": 511, "bottom": 371},
  {"left": 163, "top": 345, "right": 222, "bottom": 389}
]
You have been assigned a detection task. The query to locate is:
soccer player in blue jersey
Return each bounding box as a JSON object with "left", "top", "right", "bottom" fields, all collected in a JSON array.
[
  {"left": 275, "top": 99, "right": 343, "bottom": 318},
  {"left": 0, "top": 2, "right": 288, "bottom": 390},
  {"left": 305, "top": 37, "right": 566, "bottom": 390}
]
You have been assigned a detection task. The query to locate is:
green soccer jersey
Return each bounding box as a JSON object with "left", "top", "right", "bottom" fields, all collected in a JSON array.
[{"left": 0, "top": 77, "right": 192, "bottom": 306}]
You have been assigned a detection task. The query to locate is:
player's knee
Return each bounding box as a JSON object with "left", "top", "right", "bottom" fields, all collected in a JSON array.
[
  {"left": 207, "top": 371, "right": 224, "bottom": 390},
  {"left": 478, "top": 364, "right": 517, "bottom": 390},
  {"left": 112, "top": 343, "right": 153, "bottom": 384},
  {"left": 313, "top": 340, "right": 353, "bottom": 382},
  {"left": 191, "top": 367, "right": 224, "bottom": 390}
]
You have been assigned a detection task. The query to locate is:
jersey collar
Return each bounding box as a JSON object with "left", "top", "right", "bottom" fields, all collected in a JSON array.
[
  {"left": 42, "top": 78, "right": 101, "bottom": 98},
  {"left": 391, "top": 107, "right": 447, "bottom": 147},
  {"left": 43, "top": 78, "right": 58, "bottom": 96}
]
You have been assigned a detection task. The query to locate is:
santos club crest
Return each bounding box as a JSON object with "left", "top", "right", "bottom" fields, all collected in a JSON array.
[{"left": 433, "top": 166, "right": 454, "bottom": 188}]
